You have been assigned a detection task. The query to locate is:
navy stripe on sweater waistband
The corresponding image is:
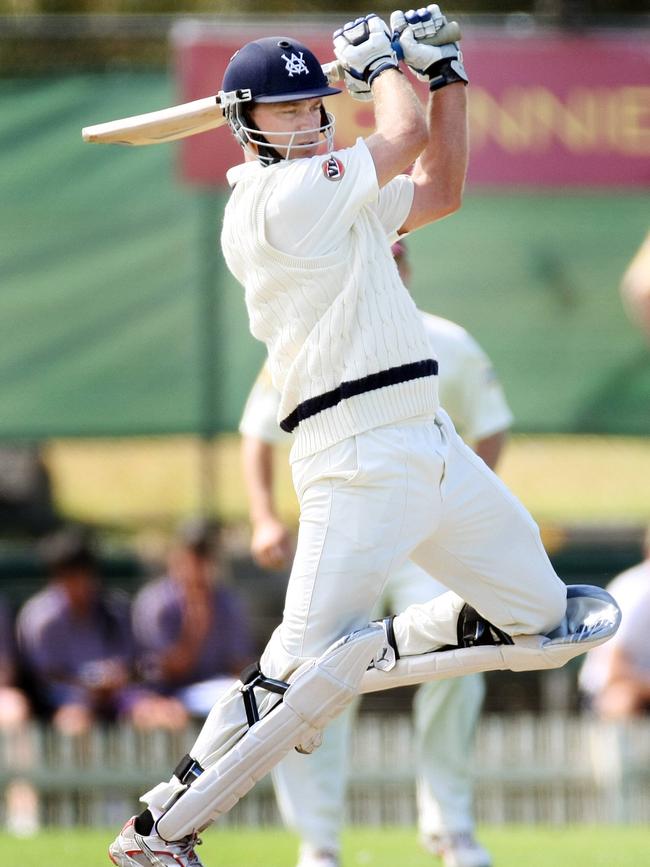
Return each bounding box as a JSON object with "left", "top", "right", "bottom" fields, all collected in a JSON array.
[{"left": 279, "top": 359, "right": 438, "bottom": 434}]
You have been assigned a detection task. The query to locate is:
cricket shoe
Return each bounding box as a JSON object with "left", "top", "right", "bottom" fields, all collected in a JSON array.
[
  {"left": 108, "top": 816, "right": 204, "bottom": 867},
  {"left": 422, "top": 832, "right": 492, "bottom": 867},
  {"left": 296, "top": 844, "right": 340, "bottom": 867}
]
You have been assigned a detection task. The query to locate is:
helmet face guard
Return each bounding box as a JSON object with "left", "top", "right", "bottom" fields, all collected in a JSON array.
[
  {"left": 220, "top": 36, "right": 341, "bottom": 165},
  {"left": 221, "top": 97, "right": 336, "bottom": 166}
]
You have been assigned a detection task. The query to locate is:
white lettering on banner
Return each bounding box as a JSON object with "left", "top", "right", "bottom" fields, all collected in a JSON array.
[{"left": 469, "top": 85, "right": 650, "bottom": 156}]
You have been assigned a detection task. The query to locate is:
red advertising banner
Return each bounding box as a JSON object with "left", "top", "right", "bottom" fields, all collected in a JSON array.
[{"left": 174, "top": 23, "right": 650, "bottom": 188}]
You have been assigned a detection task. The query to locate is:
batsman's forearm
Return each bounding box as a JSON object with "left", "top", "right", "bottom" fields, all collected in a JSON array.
[
  {"left": 372, "top": 69, "right": 424, "bottom": 128},
  {"left": 368, "top": 70, "right": 428, "bottom": 185},
  {"left": 414, "top": 83, "right": 468, "bottom": 212}
]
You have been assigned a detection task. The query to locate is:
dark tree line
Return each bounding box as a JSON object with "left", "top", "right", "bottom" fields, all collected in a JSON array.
[
  {"left": 2, "top": 1, "right": 649, "bottom": 18},
  {"left": 1, "top": 0, "right": 646, "bottom": 74}
]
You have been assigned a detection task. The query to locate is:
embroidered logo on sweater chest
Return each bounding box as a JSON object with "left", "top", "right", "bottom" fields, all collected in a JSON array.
[{"left": 322, "top": 156, "right": 345, "bottom": 181}]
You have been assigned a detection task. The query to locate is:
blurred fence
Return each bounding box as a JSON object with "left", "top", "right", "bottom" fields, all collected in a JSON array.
[{"left": 2, "top": 713, "right": 650, "bottom": 827}]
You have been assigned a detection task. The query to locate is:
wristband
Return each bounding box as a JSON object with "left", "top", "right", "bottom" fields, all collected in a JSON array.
[
  {"left": 427, "top": 58, "right": 468, "bottom": 92},
  {"left": 368, "top": 61, "right": 401, "bottom": 87}
]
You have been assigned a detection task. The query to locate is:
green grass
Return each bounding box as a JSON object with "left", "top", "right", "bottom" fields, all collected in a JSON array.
[{"left": 2, "top": 826, "right": 650, "bottom": 867}]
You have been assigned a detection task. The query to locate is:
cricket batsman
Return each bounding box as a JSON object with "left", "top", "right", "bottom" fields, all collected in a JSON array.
[
  {"left": 239, "top": 239, "right": 514, "bottom": 867},
  {"left": 109, "top": 8, "right": 620, "bottom": 865}
]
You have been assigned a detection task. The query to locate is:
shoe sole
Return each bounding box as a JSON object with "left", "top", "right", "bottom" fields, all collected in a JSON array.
[{"left": 108, "top": 846, "right": 141, "bottom": 867}]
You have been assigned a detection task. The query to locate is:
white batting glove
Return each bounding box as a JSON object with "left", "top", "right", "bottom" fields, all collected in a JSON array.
[
  {"left": 344, "top": 73, "right": 374, "bottom": 101},
  {"left": 333, "top": 14, "right": 399, "bottom": 91},
  {"left": 390, "top": 5, "right": 468, "bottom": 91}
]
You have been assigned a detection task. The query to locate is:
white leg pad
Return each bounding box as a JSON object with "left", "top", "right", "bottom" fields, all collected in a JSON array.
[
  {"left": 155, "top": 624, "right": 383, "bottom": 841},
  {"left": 360, "top": 584, "right": 621, "bottom": 693}
]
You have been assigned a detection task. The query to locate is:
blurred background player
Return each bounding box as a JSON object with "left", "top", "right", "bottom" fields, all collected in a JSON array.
[
  {"left": 579, "top": 526, "right": 650, "bottom": 720},
  {"left": 132, "top": 518, "right": 254, "bottom": 722},
  {"left": 239, "top": 239, "right": 513, "bottom": 867},
  {"left": 619, "top": 230, "right": 650, "bottom": 342},
  {"left": 16, "top": 525, "right": 177, "bottom": 736}
]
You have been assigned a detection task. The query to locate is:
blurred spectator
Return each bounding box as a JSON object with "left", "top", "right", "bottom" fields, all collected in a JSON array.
[
  {"left": 579, "top": 527, "right": 650, "bottom": 719},
  {"left": 620, "top": 230, "right": 650, "bottom": 342},
  {"left": 16, "top": 525, "right": 180, "bottom": 735},
  {"left": 0, "top": 594, "right": 39, "bottom": 836},
  {"left": 0, "top": 595, "right": 30, "bottom": 731},
  {"left": 132, "top": 518, "right": 254, "bottom": 719},
  {"left": 0, "top": 443, "right": 58, "bottom": 535}
]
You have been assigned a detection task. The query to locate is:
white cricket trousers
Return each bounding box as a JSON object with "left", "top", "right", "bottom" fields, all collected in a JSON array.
[
  {"left": 272, "top": 563, "right": 486, "bottom": 855},
  {"left": 190, "top": 411, "right": 565, "bottom": 772}
]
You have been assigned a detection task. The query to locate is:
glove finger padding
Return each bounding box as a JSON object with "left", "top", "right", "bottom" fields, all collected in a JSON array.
[
  {"left": 390, "top": 5, "right": 447, "bottom": 46},
  {"left": 333, "top": 13, "right": 398, "bottom": 88},
  {"left": 406, "top": 4, "right": 447, "bottom": 40},
  {"left": 391, "top": 5, "right": 468, "bottom": 90}
]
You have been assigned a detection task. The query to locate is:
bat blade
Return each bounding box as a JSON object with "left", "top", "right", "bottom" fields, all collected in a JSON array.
[{"left": 82, "top": 95, "right": 226, "bottom": 145}]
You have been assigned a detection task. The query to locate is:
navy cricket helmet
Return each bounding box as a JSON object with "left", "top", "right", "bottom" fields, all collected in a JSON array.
[
  {"left": 222, "top": 37, "right": 341, "bottom": 103},
  {"left": 219, "top": 36, "right": 341, "bottom": 165}
]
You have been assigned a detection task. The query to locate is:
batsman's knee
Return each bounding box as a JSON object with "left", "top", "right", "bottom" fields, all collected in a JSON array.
[
  {"left": 542, "top": 577, "right": 571, "bottom": 636},
  {"left": 360, "top": 584, "right": 621, "bottom": 694},
  {"left": 515, "top": 573, "right": 568, "bottom": 638}
]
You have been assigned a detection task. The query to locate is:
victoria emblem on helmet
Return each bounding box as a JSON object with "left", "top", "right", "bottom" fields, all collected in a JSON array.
[{"left": 282, "top": 52, "right": 309, "bottom": 77}]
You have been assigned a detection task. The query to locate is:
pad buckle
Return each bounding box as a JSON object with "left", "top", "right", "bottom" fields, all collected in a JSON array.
[
  {"left": 240, "top": 662, "right": 289, "bottom": 727},
  {"left": 457, "top": 604, "right": 514, "bottom": 648},
  {"left": 173, "top": 753, "right": 205, "bottom": 786}
]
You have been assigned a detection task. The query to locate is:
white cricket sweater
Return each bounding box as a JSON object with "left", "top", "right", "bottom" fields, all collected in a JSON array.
[{"left": 222, "top": 143, "right": 438, "bottom": 460}]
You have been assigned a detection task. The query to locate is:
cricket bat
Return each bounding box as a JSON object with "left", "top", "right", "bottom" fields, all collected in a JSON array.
[{"left": 82, "top": 22, "right": 461, "bottom": 146}]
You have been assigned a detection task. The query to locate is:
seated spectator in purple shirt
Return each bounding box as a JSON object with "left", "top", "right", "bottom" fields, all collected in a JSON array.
[
  {"left": 132, "top": 518, "right": 254, "bottom": 719},
  {"left": 16, "top": 525, "right": 185, "bottom": 736}
]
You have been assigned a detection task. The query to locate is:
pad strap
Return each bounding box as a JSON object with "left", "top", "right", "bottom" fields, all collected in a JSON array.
[
  {"left": 383, "top": 615, "right": 401, "bottom": 660},
  {"left": 457, "top": 604, "right": 514, "bottom": 647},
  {"left": 240, "top": 661, "right": 290, "bottom": 727},
  {"left": 173, "top": 754, "right": 205, "bottom": 785}
]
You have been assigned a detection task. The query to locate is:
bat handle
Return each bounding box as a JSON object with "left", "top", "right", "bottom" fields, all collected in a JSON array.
[{"left": 322, "top": 60, "right": 344, "bottom": 83}]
